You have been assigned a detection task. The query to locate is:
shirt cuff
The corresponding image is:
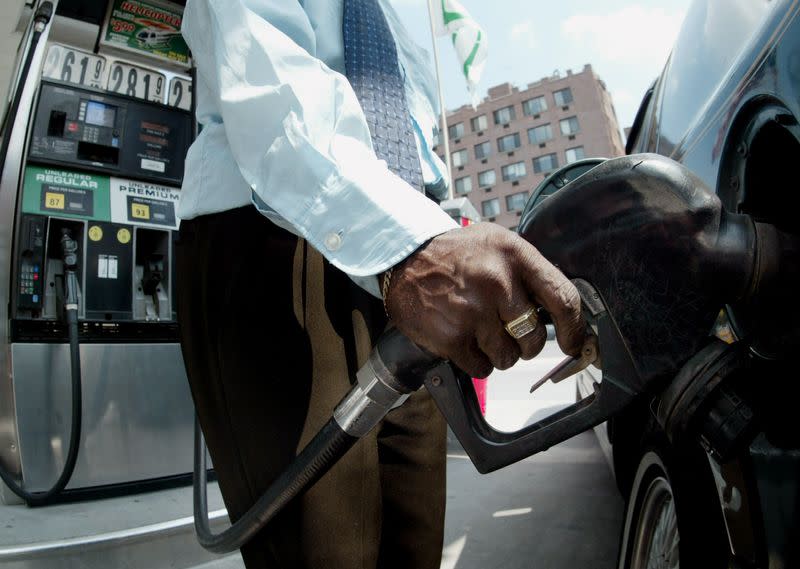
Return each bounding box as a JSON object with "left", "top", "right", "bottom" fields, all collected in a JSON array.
[
  {"left": 250, "top": 113, "right": 459, "bottom": 297},
  {"left": 298, "top": 140, "right": 458, "bottom": 292}
]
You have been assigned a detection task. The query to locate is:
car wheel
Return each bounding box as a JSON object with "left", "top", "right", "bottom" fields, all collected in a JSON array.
[
  {"left": 617, "top": 444, "right": 728, "bottom": 569},
  {"left": 621, "top": 452, "right": 678, "bottom": 568}
]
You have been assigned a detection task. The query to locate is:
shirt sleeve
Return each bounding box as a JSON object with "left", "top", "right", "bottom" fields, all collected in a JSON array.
[{"left": 182, "top": 0, "right": 457, "bottom": 288}]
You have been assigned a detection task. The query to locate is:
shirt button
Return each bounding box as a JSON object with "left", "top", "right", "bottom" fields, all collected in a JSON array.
[{"left": 324, "top": 232, "right": 343, "bottom": 252}]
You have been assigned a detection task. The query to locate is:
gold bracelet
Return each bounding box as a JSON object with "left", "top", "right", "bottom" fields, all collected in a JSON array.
[{"left": 381, "top": 268, "right": 394, "bottom": 319}]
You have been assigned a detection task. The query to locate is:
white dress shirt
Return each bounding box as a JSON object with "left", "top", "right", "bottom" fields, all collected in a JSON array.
[{"left": 180, "top": 0, "right": 457, "bottom": 296}]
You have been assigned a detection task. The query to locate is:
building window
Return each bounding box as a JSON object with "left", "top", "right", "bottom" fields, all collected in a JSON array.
[
  {"left": 522, "top": 96, "right": 548, "bottom": 116},
  {"left": 506, "top": 191, "right": 529, "bottom": 212},
  {"left": 454, "top": 175, "right": 473, "bottom": 194},
  {"left": 482, "top": 198, "right": 500, "bottom": 218},
  {"left": 471, "top": 114, "right": 488, "bottom": 132},
  {"left": 474, "top": 141, "right": 491, "bottom": 160},
  {"left": 533, "top": 153, "right": 559, "bottom": 174},
  {"left": 478, "top": 169, "right": 496, "bottom": 187},
  {"left": 449, "top": 122, "right": 465, "bottom": 139},
  {"left": 565, "top": 146, "right": 586, "bottom": 163},
  {"left": 559, "top": 116, "right": 580, "bottom": 136},
  {"left": 527, "top": 124, "right": 553, "bottom": 144},
  {"left": 501, "top": 161, "right": 527, "bottom": 181},
  {"left": 493, "top": 105, "right": 516, "bottom": 125},
  {"left": 553, "top": 88, "right": 573, "bottom": 106},
  {"left": 497, "top": 133, "right": 521, "bottom": 153},
  {"left": 451, "top": 148, "right": 468, "bottom": 167}
]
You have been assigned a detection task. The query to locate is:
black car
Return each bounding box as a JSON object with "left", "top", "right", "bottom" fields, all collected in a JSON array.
[{"left": 521, "top": 1, "right": 800, "bottom": 567}]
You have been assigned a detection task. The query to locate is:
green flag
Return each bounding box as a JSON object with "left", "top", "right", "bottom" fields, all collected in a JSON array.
[{"left": 432, "top": 0, "right": 488, "bottom": 105}]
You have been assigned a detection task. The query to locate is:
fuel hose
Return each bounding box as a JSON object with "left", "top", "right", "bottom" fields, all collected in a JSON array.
[
  {"left": 193, "top": 327, "right": 440, "bottom": 553},
  {"left": 0, "top": 231, "right": 83, "bottom": 506},
  {"left": 0, "top": 2, "right": 52, "bottom": 178},
  {"left": 193, "top": 416, "right": 358, "bottom": 553},
  {"left": 0, "top": 3, "right": 86, "bottom": 506}
]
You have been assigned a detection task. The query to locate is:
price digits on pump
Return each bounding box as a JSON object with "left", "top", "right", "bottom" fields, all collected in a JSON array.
[
  {"left": 131, "top": 203, "right": 151, "bottom": 220},
  {"left": 168, "top": 77, "right": 192, "bottom": 111},
  {"left": 107, "top": 62, "right": 166, "bottom": 104},
  {"left": 42, "top": 45, "right": 191, "bottom": 110},
  {"left": 44, "top": 192, "right": 65, "bottom": 210},
  {"left": 43, "top": 45, "right": 107, "bottom": 89}
]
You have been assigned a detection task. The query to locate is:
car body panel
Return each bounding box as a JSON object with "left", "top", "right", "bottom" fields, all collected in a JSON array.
[
  {"left": 632, "top": 0, "right": 800, "bottom": 193},
  {"left": 522, "top": 1, "right": 800, "bottom": 565},
  {"left": 623, "top": 1, "right": 800, "bottom": 567}
]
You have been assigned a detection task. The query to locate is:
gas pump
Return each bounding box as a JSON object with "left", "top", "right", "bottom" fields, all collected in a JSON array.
[{"left": 0, "top": 0, "right": 195, "bottom": 504}]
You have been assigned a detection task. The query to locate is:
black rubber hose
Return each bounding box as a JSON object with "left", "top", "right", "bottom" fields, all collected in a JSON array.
[
  {"left": 0, "top": 288, "right": 82, "bottom": 506},
  {"left": 0, "top": 2, "right": 52, "bottom": 178},
  {"left": 0, "top": 2, "right": 84, "bottom": 507},
  {"left": 194, "top": 414, "right": 357, "bottom": 553}
]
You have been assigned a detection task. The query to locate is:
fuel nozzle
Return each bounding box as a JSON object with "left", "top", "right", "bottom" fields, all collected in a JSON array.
[
  {"left": 334, "top": 328, "right": 442, "bottom": 437},
  {"left": 142, "top": 255, "right": 164, "bottom": 296},
  {"left": 60, "top": 229, "right": 78, "bottom": 270},
  {"left": 59, "top": 229, "right": 80, "bottom": 311},
  {"left": 519, "top": 153, "right": 796, "bottom": 381},
  {"left": 139, "top": 255, "right": 167, "bottom": 320}
]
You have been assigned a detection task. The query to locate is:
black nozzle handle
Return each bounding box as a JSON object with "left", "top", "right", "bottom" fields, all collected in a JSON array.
[
  {"left": 372, "top": 327, "right": 444, "bottom": 393},
  {"left": 59, "top": 230, "right": 80, "bottom": 309},
  {"left": 34, "top": 1, "right": 54, "bottom": 27},
  {"left": 60, "top": 229, "right": 78, "bottom": 270},
  {"left": 422, "top": 281, "right": 647, "bottom": 475}
]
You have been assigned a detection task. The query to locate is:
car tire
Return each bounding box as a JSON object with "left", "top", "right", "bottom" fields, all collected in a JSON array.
[{"left": 617, "top": 442, "right": 728, "bottom": 569}]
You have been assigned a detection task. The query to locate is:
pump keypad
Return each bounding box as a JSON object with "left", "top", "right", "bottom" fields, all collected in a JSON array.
[
  {"left": 83, "top": 126, "right": 100, "bottom": 144},
  {"left": 19, "top": 264, "right": 40, "bottom": 296},
  {"left": 16, "top": 217, "right": 46, "bottom": 312}
]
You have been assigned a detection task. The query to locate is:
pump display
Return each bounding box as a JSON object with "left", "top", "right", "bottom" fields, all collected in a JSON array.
[{"left": 0, "top": 0, "right": 195, "bottom": 504}]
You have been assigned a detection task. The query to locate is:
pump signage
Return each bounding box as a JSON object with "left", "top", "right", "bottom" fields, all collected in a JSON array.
[
  {"left": 21, "top": 167, "right": 180, "bottom": 230},
  {"left": 22, "top": 166, "right": 110, "bottom": 220},
  {"left": 110, "top": 178, "right": 180, "bottom": 230},
  {"left": 101, "top": 0, "right": 190, "bottom": 67}
]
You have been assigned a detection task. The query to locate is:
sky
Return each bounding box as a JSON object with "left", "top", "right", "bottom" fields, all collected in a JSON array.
[{"left": 394, "top": 0, "right": 692, "bottom": 133}]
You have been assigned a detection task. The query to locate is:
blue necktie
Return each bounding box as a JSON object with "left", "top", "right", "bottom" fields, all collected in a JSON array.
[{"left": 343, "top": 0, "right": 424, "bottom": 192}]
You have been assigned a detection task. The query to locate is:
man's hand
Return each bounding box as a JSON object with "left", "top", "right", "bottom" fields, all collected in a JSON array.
[{"left": 384, "top": 223, "right": 586, "bottom": 379}]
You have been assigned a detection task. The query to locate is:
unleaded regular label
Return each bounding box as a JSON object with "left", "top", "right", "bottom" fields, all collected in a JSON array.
[{"left": 22, "top": 166, "right": 110, "bottom": 221}]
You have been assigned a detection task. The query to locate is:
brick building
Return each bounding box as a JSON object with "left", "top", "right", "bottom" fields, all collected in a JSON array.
[{"left": 436, "top": 64, "right": 625, "bottom": 230}]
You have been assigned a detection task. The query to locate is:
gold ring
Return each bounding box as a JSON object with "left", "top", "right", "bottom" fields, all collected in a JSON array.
[{"left": 504, "top": 308, "right": 539, "bottom": 339}]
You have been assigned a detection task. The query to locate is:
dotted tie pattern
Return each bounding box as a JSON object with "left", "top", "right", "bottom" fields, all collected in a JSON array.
[{"left": 343, "top": 0, "right": 424, "bottom": 192}]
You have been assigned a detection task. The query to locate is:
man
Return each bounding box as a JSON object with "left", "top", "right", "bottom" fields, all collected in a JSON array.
[{"left": 176, "top": 0, "right": 585, "bottom": 567}]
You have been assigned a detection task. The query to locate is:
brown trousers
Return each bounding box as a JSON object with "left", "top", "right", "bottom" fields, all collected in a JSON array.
[{"left": 176, "top": 206, "right": 446, "bottom": 568}]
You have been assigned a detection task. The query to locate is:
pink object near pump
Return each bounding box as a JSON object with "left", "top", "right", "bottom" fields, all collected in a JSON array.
[{"left": 472, "top": 378, "right": 487, "bottom": 415}]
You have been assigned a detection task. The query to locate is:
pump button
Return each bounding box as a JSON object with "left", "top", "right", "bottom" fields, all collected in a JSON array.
[{"left": 324, "top": 232, "right": 343, "bottom": 252}]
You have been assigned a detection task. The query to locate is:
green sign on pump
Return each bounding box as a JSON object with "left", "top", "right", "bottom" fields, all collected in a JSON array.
[{"left": 22, "top": 166, "right": 111, "bottom": 221}]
